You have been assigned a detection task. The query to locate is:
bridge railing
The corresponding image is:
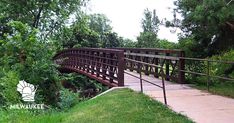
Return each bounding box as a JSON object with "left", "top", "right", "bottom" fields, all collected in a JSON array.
[
  {"left": 179, "top": 57, "right": 234, "bottom": 91},
  {"left": 124, "top": 58, "right": 168, "bottom": 105},
  {"left": 53, "top": 48, "right": 125, "bottom": 87},
  {"left": 113, "top": 48, "right": 185, "bottom": 83}
]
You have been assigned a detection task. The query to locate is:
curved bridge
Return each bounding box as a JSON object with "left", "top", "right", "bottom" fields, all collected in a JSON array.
[
  {"left": 53, "top": 48, "right": 185, "bottom": 87},
  {"left": 53, "top": 48, "right": 125, "bottom": 87}
]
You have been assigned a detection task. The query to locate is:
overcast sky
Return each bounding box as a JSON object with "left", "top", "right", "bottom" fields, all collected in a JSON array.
[{"left": 86, "top": 0, "right": 181, "bottom": 42}]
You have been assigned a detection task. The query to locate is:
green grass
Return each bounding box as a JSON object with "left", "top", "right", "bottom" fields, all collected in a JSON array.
[
  {"left": 0, "top": 88, "right": 193, "bottom": 123},
  {"left": 194, "top": 82, "right": 234, "bottom": 98}
]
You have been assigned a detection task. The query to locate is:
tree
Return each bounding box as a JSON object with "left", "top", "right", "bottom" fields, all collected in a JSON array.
[
  {"left": 158, "top": 39, "right": 177, "bottom": 49},
  {"left": 88, "top": 14, "right": 112, "bottom": 47},
  {"left": 103, "top": 32, "right": 120, "bottom": 48},
  {"left": 57, "top": 13, "right": 115, "bottom": 48},
  {"left": 142, "top": 9, "right": 160, "bottom": 33},
  {"left": 119, "top": 38, "right": 136, "bottom": 48},
  {"left": 0, "top": 21, "right": 60, "bottom": 105},
  {"left": 174, "top": 0, "right": 234, "bottom": 57},
  {"left": 0, "top": 0, "right": 87, "bottom": 40},
  {"left": 137, "top": 8, "right": 160, "bottom": 48}
]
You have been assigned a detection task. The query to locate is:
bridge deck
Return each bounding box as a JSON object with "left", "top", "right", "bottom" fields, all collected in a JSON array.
[{"left": 124, "top": 70, "right": 234, "bottom": 123}]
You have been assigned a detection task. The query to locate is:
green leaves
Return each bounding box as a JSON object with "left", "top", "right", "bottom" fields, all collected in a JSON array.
[
  {"left": 175, "top": 0, "right": 234, "bottom": 56},
  {"left": 0, "top": 21, "right": 61, "bottom": 105},
  {"left": 0, "top": 0, "right": 86, "bottom": 40},
  {"left": 0, "top": 69, "right": 21, "bottom": 105},
  {"left": 137, "top": 9, "right": 160, "bottom": 48}
]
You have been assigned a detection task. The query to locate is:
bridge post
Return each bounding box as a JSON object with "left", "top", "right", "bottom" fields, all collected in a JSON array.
[
  {"left": 129, "top": 50, "right": 133, "bottom": 72},
  {"left": 96, "top": 52, "right": 100, "bottom": 77},
  {"left": 154, "top": 52, "right": 159, "bottom": 78},
  {"left": 166, "top": 53, "right": 170, "bottom": 81},
  {"left": 117, "top": 51, "right": 125, "bottom": 86},
  {"left": 144, "top": 51, "right": 149, "bottom": 75},
  {"left": 109, "top": 54, "right": 114, "bottom": 83},
  {"left": 137, "top": 50, "right": 141, "bottom": 73},
  {"left": 178, "top": 51, "right": 185, "bottom": 83},
  {"left": 91, "top": 51, "right": 94, "bottom": 75},
  {"left": 102, "top": 52, "right": 106, "bottom": 80}
]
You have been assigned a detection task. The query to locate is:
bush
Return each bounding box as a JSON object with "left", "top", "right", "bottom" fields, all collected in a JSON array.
[
  {"left": 210, "top": 49, "right": 234, "bottom": 81},
  {"left": 58, "top": 88, "right": 79, "bottom": 110},
  {"left": 0, "top": 21, "right": 61, "bottom": 106},
  {"left": 62, "top": 73, "right": 108, "bottom": 98},
  {"left": 0, "top": 69, "right": 20, "bottom": 106}
]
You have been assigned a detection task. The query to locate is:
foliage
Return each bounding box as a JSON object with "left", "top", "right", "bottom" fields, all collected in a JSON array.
[
  {"left": 141, "top": 9, "right": 160, "bottom": 33},
  {"left": 137, "top": 8, "right": 160, "bottom": 48},
  {"left": 174, "top": 0, "right": 234, "bottom": 56},
  {"left": 0, "top": 21, "right": 60, "bottom": 106},
  {"left": 0, "top": 69, "right": 21, "bottom": 106},
  {"left": 137, "top": 31, "right": 158, "bottom": 48},
  {"left": 184, "top": 49, "right": 234, "bottom": 98},
  {"left": 58, "top": 88, "right": 79, "bottom": 110},
  {"left": 119, "top": 38, "right": 137, "bottom": 48},
  {"left": 57, "top": 13, "right": 121, "bottom": 48},
  {"left": 62, "top": 73, "right": 108, "bottom": 97},
  {"left": 103, "top": 32, "right": 121, "bottom": 48},
  {"left": 0, "top": 89, "right": 193, "bottom": 123},
  {"left": 210, "top": 49, "right": 234, "bottom": 79},
  {"left": 177, "top": 37, "right": 198, "bottom": 57},
  {"left": 158, "top": 39, "right": 177, "bottom": 49},
  {"left": 0, "top": 0, "right": 87, "bottom": 40}
]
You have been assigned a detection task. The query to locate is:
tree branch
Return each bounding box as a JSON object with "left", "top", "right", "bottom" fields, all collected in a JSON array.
[{"left": 33, "top": 4, "right": 44, "bottom": 28}]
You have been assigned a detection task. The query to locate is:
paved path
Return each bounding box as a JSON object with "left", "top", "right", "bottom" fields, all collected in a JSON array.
[{"left": 124, "top": 70, "right": 234, "bottom": 123}]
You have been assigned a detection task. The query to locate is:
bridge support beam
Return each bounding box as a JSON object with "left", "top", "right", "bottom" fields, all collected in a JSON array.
[
  {"left": 117, "top": 51, "right": 125, "bottom": 86},
  {"left": 178, "top": 51, "right": 185, "bottom": 84}
]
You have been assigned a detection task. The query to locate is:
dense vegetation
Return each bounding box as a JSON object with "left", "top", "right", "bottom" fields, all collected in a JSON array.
[
  {"left": 0, "top": 0, "right": 111, "bottom": 109},
  {"left": 0, "top": 0, "right": 233, "bottom": 122},
  {"left": 171, "top": 0, "right": 234, "bottom": 97},
  {"left": 0, "top": 89, "right": 193, "bottom": 123}
]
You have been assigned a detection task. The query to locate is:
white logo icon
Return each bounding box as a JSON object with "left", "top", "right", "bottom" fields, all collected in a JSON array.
[{"left": 17, "top": 80, "right": 37, "bottom": 102}]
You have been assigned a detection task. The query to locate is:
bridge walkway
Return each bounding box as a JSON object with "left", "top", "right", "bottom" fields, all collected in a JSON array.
[{"left": 124, "top": 70, "right": 234, "bottom": 123}]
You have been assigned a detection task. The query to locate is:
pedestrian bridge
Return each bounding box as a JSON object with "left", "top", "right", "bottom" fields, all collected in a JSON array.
[
  {"left": 53, "top": 48, "right": 185, "bottom": 87},
  {"left": 53, "top": 48, "right": 234, "bottom": 123}
]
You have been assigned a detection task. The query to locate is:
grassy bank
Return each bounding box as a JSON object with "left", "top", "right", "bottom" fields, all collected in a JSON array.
[
  {"left": 193, "top": 82, "right": 234, "bottom": 98},
  {"left": 0, "top": 88, "right": 193, "bottom": 123}
]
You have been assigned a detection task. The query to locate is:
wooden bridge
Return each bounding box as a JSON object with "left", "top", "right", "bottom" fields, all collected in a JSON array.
[{"left": 53, "top": 48, "right": 185, "bottom": 87}]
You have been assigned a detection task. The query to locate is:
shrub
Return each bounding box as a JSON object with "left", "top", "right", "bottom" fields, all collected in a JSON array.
[
  {"left": 58, "top": 88, "right": 79, "bottom": 110},
  {"left": 62, "top": 73, "right": 108, "bottom": 98},
  {"left": 0, "top": 21, "right": 61, "bottom": 106},
  {"left": 210, "top": 49, "right": 234, "bottom": 81},
  {"left": 0, "top": 69, "right": 20, "bottom": 106}
]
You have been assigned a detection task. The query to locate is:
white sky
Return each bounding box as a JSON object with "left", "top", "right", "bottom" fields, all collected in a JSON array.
[{"left": 86, "top": 0, "right": 181, "bottom": 42}]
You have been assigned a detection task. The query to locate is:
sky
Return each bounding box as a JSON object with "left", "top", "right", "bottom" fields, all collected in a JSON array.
[{"left": 86, "top": 0, "right": 182, "bottom": 42}]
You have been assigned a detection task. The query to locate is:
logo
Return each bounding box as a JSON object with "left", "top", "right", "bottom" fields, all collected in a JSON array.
[
  {"left": 8, "top": 80, "right": 44, "bottom": 110},
  {"left": 17, "top": 80, "right": 37, "bottom": 102}
]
